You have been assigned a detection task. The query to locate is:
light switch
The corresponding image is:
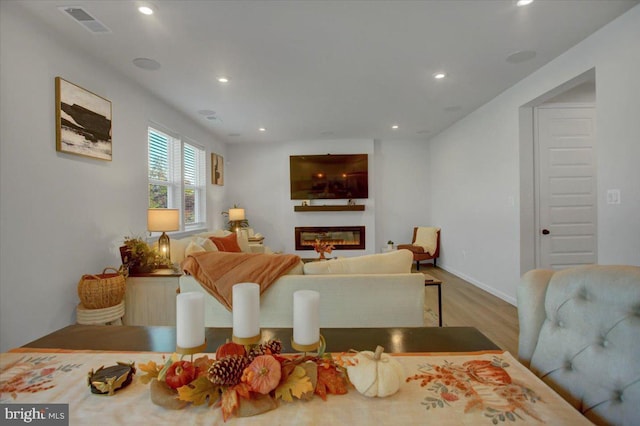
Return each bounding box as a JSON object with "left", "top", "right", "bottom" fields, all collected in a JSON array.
[{"left": 606, "top": 189, "right": 621, "bottom": 204}]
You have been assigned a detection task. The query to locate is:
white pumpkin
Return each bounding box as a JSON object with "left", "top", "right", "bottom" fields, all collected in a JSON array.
[{"left": 347, "top": 345, "right": 404, "bottom": 397}]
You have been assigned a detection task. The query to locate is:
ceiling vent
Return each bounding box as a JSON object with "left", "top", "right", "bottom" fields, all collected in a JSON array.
[{"left": 58, "top": 6, "right": 111, "bottom": 34}]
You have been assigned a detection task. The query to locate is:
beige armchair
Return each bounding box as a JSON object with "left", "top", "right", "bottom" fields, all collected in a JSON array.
[
  {"left": 517, "top": 265, "right": 640, "bottom": 425},
  {"left": 397, "top": 227, "right": 440, "bottom": 270}
]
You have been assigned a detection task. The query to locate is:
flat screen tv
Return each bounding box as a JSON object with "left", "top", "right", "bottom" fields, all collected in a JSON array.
[{"left": 290, "top": 154, "right": 368, "bottom": 200}]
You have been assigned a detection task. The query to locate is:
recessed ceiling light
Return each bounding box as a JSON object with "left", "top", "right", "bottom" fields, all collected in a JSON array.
[
  {"left": 258, "top": 127, "right": 266, "bottom": 132},
  {"left": 516, "top": 0, "right": 534, "bottom": 6},
  {"left": 132, "top": 57, "right": 161, "bottom": 70},
  {"left": 391, "top": 125, "right": 399, "bottom": 130},
  {"left": 217, "top": 77, "right": 230, "bottom": 83},
  {"left": 433, "top": 72, "right": 446, "bottom": 80},
  {"left": 138, "top": 6, "right": 154, "bottom": 15}
]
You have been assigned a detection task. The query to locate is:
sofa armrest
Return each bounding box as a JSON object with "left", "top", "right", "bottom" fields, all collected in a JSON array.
[{"left": 517, "top": 269, "right": 554, "bottom": 367}]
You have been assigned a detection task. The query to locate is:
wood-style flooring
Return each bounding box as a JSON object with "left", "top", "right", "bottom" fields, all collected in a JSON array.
[{"left": 419, "top": 264, "right": 519, "bottom": 355}]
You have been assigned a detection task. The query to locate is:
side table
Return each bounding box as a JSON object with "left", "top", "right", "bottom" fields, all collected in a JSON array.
[
  {"left": 423, "top": 273, "right": 443, "bottom": 327},
  {"left": 123, "top": 269, "right": 181, "bottom": 326}
]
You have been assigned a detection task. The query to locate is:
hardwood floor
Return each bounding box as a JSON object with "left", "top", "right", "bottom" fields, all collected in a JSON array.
[{"left": 418, "top": 264, "right": 520, "bottom": 355}]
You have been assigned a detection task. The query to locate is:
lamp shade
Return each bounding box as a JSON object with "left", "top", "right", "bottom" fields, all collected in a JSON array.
[
  {"left": 147, "top": 209, "right": 180, "bottom": 232},
  {"left": 228, "top": 208, "right": 245, "bottom": 221}
]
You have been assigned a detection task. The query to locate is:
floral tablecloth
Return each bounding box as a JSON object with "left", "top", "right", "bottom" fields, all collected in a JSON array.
[{"left": 1, "top": 349, "right": 591, "bottom": 425}]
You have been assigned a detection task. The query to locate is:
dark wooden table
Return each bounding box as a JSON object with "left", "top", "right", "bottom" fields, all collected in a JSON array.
[{"left": 21, "top": 325, "right": 500, "bottom": 353}]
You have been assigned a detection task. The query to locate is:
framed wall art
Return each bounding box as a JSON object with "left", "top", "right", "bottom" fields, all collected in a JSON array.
[
  {"left": 55, "top": 77, "right": 112, "bottom": 161},
  {"left": 212, "top": 153, "right": 224, "bottom": 185}
]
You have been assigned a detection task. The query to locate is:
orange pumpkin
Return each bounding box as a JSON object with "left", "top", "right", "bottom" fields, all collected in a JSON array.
[
  {"left": 243, "top": 355, "right": 281, "bottom": 394},
  {"left": 216, "top": 342, "right": 246, "bottom": 359}
]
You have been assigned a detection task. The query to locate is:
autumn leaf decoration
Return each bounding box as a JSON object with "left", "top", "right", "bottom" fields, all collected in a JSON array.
[
  {"left": 177, "top": 376, "right": 220, "bottom": 406},
  {"left": 220, "top": 386, "right": 240, "bottom": 422},
  {"left": 143, "top": 340, "right": 351, "bottom": 422},
  {"left": 315, "top": 361, "right": 349, "bottom": 400},
  {"left": 275, "top": 365, "right": 314, "bottom": 402},
  {"left": 138, "top": 360, "right": 162, "bottom": 385}
]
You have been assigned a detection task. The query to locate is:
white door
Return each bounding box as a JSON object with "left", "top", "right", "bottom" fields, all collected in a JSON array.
[{"left": 535, "top": 105, "right": 597, "bottom": 269}]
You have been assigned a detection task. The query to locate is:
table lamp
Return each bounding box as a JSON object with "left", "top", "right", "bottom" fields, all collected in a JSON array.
[
  {"left": 228, "top": 208, "right": 245, "bottom": 232},
  {"left": 147, "top": 208, "right": 180, "bottom": 262}
]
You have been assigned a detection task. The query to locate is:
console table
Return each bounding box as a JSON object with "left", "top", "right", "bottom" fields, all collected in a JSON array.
[{"left": 123, "top": 270, "right": 181, "bottom": 326}]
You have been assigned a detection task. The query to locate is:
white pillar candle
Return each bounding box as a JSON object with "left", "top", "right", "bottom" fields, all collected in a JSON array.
[
  {"left": 176, "top": 292, "right": 205, "bottom": 349},
  {"left": 293, "top": 290, "right": 320, "bottom": 345},
  {"left": 232, "top": 283, "right": 260, "bottom": 338}
]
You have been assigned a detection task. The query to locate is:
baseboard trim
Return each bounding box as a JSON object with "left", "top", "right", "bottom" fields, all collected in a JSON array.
[{"left": 438, "top": 264, "right": 517, "bottom": 306}]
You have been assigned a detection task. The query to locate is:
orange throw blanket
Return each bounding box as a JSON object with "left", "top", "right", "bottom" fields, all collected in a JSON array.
[{"left": 181, "top": 252, "right": 301, "bottom": 311}]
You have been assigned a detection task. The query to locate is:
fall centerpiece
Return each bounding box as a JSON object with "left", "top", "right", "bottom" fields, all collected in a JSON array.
[
  {"left": 312, "top": 238, "right": 335, "bottom": 260},
  {"left": 141, "top": 339, "right": 350, "bottom": 421}
]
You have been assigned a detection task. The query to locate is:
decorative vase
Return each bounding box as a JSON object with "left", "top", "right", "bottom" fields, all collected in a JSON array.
[{"left": 318, "top": 251, "right": 326, "bottom": 260}]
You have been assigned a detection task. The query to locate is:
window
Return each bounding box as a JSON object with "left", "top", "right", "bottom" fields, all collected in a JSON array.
[{"left": 148, "top": 126, "right": 206, "bottom": 230}]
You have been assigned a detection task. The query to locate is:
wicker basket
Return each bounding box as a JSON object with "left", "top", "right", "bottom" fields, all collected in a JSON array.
[{"left": 78, "top": 267, "right": 126, "bottom": 309}]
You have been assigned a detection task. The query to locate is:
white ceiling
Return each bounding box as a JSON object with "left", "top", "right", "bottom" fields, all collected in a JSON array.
[{"left": 14, "top": 0, "right": 638, "bottom": 144}]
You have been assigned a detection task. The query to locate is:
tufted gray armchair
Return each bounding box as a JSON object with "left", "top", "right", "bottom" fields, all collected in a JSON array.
[{"left": 517, "top": 265, "right": 640, "bottom": 425}]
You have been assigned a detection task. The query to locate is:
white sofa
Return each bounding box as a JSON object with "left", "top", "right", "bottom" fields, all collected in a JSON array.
[{"left": 177, "top": 246, "right": 426, "bottom": 328}]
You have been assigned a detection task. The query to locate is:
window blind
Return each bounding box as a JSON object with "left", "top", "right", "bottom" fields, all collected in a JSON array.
[{"left": 147, "top": 126, "right": 206, "bottom": 230}]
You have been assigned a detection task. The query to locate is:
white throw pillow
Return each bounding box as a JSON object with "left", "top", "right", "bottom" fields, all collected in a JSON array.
[
  {"left": 185, "top": 241, "right": 207, "bottom": 257},
  {"left": 169, "top": 237, "right": 193, "bottom": 264},
  {"left": 194, "top": 237, "right": 218, "bottom": 252},
  {"left": 303, "top": 249, "right": 413, "bottom": 275},
  {"left": 414, "top": 227, "right": 440, "bottom": 255},
  {"left": 236, "top": 229, "right": 251, "bottom": 253},
  {"left": 195, "top": 229, "right": 228, "bottom": 239}
]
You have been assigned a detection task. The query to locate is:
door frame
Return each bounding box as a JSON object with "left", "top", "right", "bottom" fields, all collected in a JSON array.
[{"left": 518, "top": 68, "right": 596, "bottom": 275}]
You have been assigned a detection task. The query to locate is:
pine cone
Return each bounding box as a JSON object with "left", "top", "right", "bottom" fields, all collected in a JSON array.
[
  {"left": 266, "top": 339, "right": 282, "bottom": 355},
  {"left": 208, "top": 355, "right": 249, "bottom": 386},
  {"left": 248, "top": 340, "right": 282, "bottom": 360}
]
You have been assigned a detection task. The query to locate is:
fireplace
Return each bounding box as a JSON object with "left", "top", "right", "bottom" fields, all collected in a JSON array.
[{"left": 295, "top": 226, "right": 365, "bottom": 251}]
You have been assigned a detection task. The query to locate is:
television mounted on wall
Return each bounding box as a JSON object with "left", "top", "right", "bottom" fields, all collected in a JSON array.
[{"left": 290, "top": 154, "right": 368, "bottom": 200}]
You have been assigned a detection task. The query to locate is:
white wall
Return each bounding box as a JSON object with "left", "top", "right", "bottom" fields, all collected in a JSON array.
[
  {"left": 543, "top": 81, "right": 595, "bottom": 104},
  {"left": 0, "top": 3, "right": 225, "bottom": 352},
  {"left": 225, "top": 139, "right": 431, "bottom": 256},
  {"left": 374, "top": 139, "right": 432, "bottom": 249},
  {"left": 429, "top": 5, "right": 640, "bottom": 304}
]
